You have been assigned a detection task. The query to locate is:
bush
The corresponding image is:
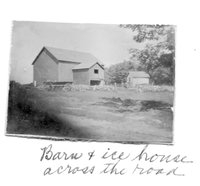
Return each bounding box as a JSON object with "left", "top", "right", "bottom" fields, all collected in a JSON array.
[
  {"left": 37, "top": 83, "right": 116, "bottom": 92},
  {"left": 128, "top": 84, "right": 174, "bottom": 92}
]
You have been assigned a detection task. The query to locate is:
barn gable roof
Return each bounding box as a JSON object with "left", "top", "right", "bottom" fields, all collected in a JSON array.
[
  {"left": 32, "top": 46, "right": 104, "bottom": 70},
  {"left": 32, "top": 46, "right": 103, "bottom": 68},
  {"left": 128, "top": 71, "right": 150, "bottom": 78}
]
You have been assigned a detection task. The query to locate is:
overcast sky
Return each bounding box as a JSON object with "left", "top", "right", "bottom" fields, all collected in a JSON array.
[{"left": 10, "top": 21, "right": 144, "bottom": 84}]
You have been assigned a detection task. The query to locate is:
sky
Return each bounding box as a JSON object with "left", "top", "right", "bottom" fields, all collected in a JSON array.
[{"left": 10, "top": 21, "right": 145, "bottom": 84}]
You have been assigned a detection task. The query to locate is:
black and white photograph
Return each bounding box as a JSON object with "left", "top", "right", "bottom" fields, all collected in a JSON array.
[
  {"left": 7, "top": 21, "right": 175, "bottom": 143},
  {"left": 1, "top": 0, "right": 200, "bottom": 185}
]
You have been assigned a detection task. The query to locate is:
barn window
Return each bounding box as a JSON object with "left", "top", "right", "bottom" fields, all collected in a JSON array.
[{"left": 94, "top": 69, "right": 99, "bottom": 74}]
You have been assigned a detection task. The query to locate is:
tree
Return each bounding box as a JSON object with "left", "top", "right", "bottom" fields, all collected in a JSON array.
[
  {"left": 105, "top": 60, "right": 137, "bottom": 84},
  {"left": 120, "top": 24, "right": 175, "bottom": 85}
]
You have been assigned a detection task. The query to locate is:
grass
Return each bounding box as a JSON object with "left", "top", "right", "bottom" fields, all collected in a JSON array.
[{"left": 7, "top": 81, "right": 174, "bottom": 143}]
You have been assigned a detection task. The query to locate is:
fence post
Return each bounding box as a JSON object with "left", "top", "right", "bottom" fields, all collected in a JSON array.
[{"left": 114, "top": 82, "right": 117, "bottom": 90}]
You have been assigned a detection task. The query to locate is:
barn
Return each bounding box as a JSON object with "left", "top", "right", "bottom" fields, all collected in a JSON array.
[
  {"left": 32, "top": 46, "right": 104, "bottom": 86},
  {"left": 127, "top": 71, "right": 150, "bottom": 87}
]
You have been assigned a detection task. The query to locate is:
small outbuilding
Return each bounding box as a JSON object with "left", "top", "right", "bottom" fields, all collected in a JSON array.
[
  {"left": 127, "top": 71, "right": 150, "bottom": 87},
  {"left": 32, "top": 46, "right": 104, "bottom": 86}
]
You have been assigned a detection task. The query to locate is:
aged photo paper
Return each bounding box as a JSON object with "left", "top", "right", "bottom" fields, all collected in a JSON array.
[{"left": 6, "top": 21, "right": 174, "bottom": 144}]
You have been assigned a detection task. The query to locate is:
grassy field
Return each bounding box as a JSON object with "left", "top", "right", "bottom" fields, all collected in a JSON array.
[{"left": 7, "top": 82, "right": 174, "bottom": 143}]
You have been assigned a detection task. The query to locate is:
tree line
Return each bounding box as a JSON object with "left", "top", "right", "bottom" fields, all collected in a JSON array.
[{"left": 105, "top": 25, "right": 175, "bottom": 85}]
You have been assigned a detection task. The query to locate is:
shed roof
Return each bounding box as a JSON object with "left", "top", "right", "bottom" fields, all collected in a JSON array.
[
  {"left": 45, "top": 46, "right": 100, "bottom": 64},
  {"left": 128, "top": 71, "right": 150, "bottom": 78},
  {"left": 72, "top": 62, "right": 103, "bottom": 70}
]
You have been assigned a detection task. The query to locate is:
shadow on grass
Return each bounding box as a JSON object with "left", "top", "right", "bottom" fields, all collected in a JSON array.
[
  {"left": 6, "top": 81, "right": 91, "bottom": 138},
  {"left": 94, "top": 97, "right": 173, "bottom": 113}
]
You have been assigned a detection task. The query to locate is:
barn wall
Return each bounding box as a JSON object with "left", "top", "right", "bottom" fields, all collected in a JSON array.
[
  {"left": 73, "top": 69, "right": 89, "bottom": 85},
  {"left": 33, "top": 50, "right": 58, "bottom": 85},
  {"left": 58, "top": 62, "right": 78, "bottom": 82},
  {"left": 130, "top": 77, "right": 149, "bottom": 86},
  {"left": 89, "top": 63, "right": 104, "bottom": 81}
]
